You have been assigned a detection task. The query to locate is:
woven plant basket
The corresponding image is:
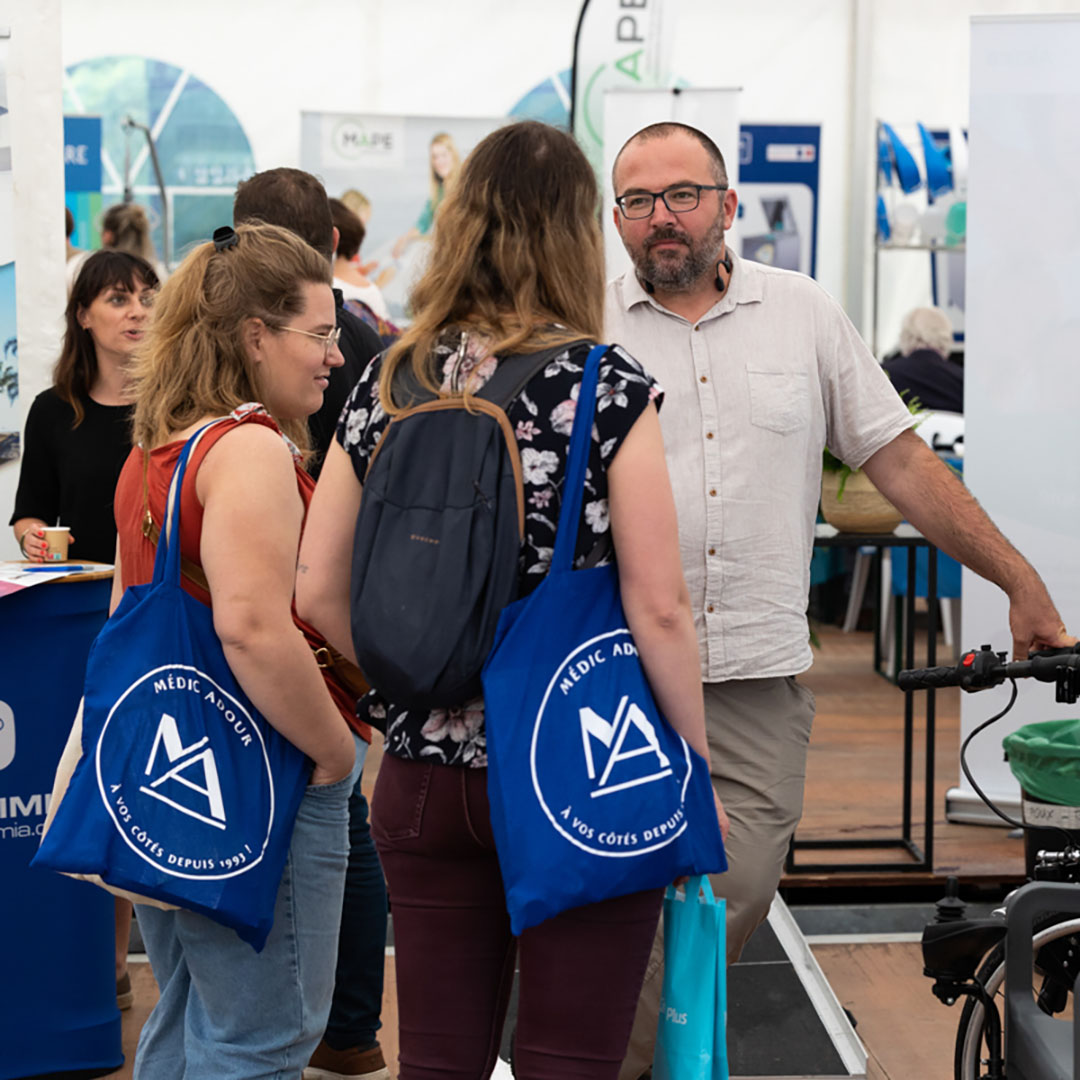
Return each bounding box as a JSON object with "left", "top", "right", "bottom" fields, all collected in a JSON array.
[{"left": 821, "top": 469, "right": 902, "bottom": 534}]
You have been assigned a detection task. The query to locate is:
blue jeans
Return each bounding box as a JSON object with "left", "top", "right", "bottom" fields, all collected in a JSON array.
[
  {"left": 323, "top": 778, "right": 388, "bottom": 1051},
  {"left": 133, "top": 738, "right": 365, "bottom": 1079}
]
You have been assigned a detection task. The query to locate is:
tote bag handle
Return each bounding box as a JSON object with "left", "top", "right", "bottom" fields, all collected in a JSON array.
[
  {"left": 149, "top": 419, "right": 229, "bottom": 588},
  {"left": 550, "top": 344, "right": 611, "bottom": 574}
]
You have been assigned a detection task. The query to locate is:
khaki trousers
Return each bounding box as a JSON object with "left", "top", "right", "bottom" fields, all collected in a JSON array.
[{"left": 618, "top": 676, "right": 816, "bottom": 1080}]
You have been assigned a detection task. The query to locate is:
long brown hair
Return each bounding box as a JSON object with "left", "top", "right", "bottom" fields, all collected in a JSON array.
[
  {"left": 381, "top": 121, "right": 604, "bottom": 412},
  {"left": 130, "top": 222, "right": 331, "bottom": 453},
  {"left": 54, "top": 250, "right": 159, "bottom": 427}
]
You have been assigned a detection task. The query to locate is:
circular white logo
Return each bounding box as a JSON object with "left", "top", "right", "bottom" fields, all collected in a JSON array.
[
  {"left": 530, "top": 630, "right": 692, "bottom": 858},
  {"left": 95, "top": 665, "right": 274, "bottom": 880}
]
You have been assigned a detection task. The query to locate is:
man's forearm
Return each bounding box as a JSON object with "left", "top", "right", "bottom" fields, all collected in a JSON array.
[{"left": 862, "top": 431, "right": 1037, "bottom": 598}]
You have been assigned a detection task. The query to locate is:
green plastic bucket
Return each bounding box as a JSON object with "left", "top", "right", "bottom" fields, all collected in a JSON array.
[
  {"left": 1004, "top": 719, "right": 1080, "bottom": 807},
  {"left": 1004, "top": 720, "right": 1080, "bottom": 875}
]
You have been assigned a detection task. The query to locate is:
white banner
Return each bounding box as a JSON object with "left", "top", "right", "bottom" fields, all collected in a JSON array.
[
  {"left": 300, "top": 111, "right": 504, "bottom": 325},
  {"left": 601, "top": 87, "right": 740, "bottom": 279},
  {"left": 950, "top": 14, "right": 1080, "bottom": 825},
  {"left": 571, "top": 0, "right": 672, "bottom": 178}
]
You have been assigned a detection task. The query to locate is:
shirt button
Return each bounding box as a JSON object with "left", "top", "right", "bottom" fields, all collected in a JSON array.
[
  {"left": 700, "top": 375, "right": 708, "bottom": 383},
  {"left": 694, "top": 325, "right": 701, "bottom": 332},
  {"left": 708, "top": 547, "right": 716, "bottom": 556},
  {"left": 706, "top": 432, "right": 714, "bottom": 440},
  {"left": 707, "top": 604, "right": 715, "bottom": 613},
  {"left": 709, "top": 489, "right": 717, "bottom": 497}
]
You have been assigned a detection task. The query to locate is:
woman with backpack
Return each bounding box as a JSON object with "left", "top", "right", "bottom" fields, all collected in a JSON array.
[
  {"left": 296, "top": 120, "right": 727, "bottom": 1080},
  {"left": 110, "top": 222, "right": 363, "bottom": 1076}
]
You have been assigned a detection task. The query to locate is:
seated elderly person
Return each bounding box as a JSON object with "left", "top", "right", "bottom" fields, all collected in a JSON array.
[{"left": 882, "top": 306, "right": 963, "bottom": 413}]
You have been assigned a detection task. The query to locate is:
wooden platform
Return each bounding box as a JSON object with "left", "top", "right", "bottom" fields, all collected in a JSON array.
[
  {"left": 814, "top": 941, "right": 955, "bottom": 1080},
  {"left": 783, "top": 623, "right": 1024, "bottom": 890}
]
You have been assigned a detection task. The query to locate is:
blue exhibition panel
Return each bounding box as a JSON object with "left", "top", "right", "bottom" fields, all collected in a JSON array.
[{"left": 0, "top": 576, "right": 122, "bottom": 1080}]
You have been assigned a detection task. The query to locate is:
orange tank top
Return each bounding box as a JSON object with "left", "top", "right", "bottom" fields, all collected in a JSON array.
[{"left": 114, "top": 410, "right": 370, "bottom": 741}]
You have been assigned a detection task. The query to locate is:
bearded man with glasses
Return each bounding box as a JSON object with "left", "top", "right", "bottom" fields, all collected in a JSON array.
[{"left": 606, "top": 121, "right": 1073, "bottom": 1080}]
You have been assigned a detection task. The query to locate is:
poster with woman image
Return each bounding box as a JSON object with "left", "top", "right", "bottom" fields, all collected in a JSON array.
[{"left": 300, "top": 113, "right": 505, "bottom": 324}]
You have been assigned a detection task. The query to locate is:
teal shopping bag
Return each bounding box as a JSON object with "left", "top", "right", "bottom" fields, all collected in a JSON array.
[{"left": 653, "top": 876, "right": 729, "bottom": 1080}]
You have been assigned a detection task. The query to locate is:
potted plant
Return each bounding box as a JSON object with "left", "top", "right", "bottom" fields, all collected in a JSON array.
[{"left": 820, "top": 394, "right": 925, "bottom": 534}]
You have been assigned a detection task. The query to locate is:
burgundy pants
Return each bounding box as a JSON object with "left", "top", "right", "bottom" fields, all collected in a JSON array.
[{"left": 371, "top": 754, "right": 664, "bottom": 1080}]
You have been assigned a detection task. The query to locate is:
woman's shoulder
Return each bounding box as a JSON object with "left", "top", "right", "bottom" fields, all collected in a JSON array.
[
  {"left": 602, "top": 342, "right": 654, "bottom": 381},
  {"left": 537, "top": 339, "right": 652, "bottom": 376},
  {"left": 198, "top": 412, "right": 296, "bottom": 467},
  {"left": 337, "top": 355, "right": 389, "bottom": 452},
  {"left": 29, "top": 386, "right": 71, "bottom": 416},
  {"left": 23, "top": 388, "right": 77, "bottom": 437},
  {"left": 154, "top": 409, "right": 299, "bottom": 483},
  {"left": 191, "top": 420, "right": 301, "bottom": 506},
  {"left": 520, "top": 340, "right": 657, "bottom": 398}
]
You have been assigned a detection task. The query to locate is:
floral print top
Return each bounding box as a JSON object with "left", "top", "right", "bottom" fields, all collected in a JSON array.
[{"left": 335, "top": 335, "right": 662, "bottom": 768}]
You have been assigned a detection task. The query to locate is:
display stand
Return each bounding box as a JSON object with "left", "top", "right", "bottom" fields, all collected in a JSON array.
[
  {"left": 0, "top": 566, "right": 122, "bottom": 1080},
  {"left": 871, "top": 119, "right": 965, "bottom": 356}
]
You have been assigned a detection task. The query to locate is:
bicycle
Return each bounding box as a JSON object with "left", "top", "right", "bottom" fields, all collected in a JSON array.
[{"left": 900, "top": 642, "right": 1080, "bottom": 1080}]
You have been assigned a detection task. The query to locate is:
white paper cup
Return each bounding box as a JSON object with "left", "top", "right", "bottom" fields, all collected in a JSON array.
[{"left": 42, "top": 527, "right": 71, "bottom": 562}]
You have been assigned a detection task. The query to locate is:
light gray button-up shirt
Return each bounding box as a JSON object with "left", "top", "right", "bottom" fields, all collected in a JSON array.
[{"left": 605, "top": 254, "right": 913, "bottom": 682}]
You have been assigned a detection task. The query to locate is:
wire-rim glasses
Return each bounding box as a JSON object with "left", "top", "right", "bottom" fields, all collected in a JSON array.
[
  {"left": 615, "top": 183, "right": 728, "bottom": 220},
  {"left": 278, "top": 324, "right": 343, "bottom": 358}
]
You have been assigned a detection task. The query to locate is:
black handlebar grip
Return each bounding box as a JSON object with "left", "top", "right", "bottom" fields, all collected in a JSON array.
[{"left": 897, "top": 666, "right": 961, "bottom": 691}]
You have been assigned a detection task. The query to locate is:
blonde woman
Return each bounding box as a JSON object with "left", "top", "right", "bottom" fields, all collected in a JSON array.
[
  {"left": 297, "top": 121, "right": 727, "bottom": 1080},
  {"left": 111, "top": 222, "right": 360, "bottom": 1077},
  {"left": 390, "top": 131, "right": 461, "bottom": 259}
]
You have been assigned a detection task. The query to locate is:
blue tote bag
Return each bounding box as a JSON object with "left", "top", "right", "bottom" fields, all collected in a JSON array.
[
  {"left": 33, "top": 423, "right": 310, "bottom": 951},
  {"left": 653, "top": 876, "right": 729, "bottom": 1080},
  {"left": 481, "top": 344, "right": 726, "bottom": 935}
]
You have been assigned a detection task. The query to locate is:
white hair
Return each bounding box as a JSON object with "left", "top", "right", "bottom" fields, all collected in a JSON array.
[{"left": 899, "top": 307, "right": 954, "bottom": 358}]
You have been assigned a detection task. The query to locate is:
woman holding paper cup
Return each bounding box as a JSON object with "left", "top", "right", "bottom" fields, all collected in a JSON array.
[
  {"left": 10, "top": 249, "right": 159, "bottom": 563},
  {"left": 9, "top": 248, "right": 158, "bottom": 1011}
]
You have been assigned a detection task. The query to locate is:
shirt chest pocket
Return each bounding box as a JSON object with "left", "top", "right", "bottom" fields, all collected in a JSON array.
[{"left": 746, "top": 368, "right": 809, "bottom": 435}]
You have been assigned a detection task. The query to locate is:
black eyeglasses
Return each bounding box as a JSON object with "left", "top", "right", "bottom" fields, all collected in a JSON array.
[{"left": 614, "top": 184, "right": 728, "bottom": 220}]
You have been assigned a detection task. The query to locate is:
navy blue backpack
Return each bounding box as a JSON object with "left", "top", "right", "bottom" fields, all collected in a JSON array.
[
  {"left": 33, "top": 423, "right": 310, "bottom": 951},
  {"left": 349, "top": 341, "right": 586, "bottom": 709},
  {"left": 481, "top": 344, "right": 727, "bottom": 934}
]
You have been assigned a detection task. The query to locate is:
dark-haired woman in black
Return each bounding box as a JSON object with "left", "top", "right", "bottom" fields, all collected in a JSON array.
[
  {"left": 11, "top": 249, "right": 158, "bottom": 563},
  {"left": 9, "top": 248, "right": 157, "bottom": 1012}
]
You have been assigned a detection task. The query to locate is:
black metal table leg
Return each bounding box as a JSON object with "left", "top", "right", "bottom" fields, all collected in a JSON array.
[{"left": 787, "top": 526, "right": 941, "bottom": 876}]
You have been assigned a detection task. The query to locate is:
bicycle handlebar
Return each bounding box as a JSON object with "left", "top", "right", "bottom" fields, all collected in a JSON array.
[{"left": 898, "top": 644, "right": 1080, "bottom": 703}]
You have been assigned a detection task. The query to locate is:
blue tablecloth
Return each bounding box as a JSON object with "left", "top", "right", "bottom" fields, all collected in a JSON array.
[{"left": 0, "top": 575, "right": 122, "bottom": 1079}]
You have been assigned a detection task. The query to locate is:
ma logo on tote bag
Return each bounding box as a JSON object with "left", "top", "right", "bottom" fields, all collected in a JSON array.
[
  {"left": 34, "top": 418, "right": 310, "bottom": 950},
  {"left": 533, "top": 630, "right": 694, "bottom": 858},
  {"left": 483, "top": 344, "right": 726, "bottom": 935},
  {"left": 96, "top": 663, "right": 275, "bottom": 878}
]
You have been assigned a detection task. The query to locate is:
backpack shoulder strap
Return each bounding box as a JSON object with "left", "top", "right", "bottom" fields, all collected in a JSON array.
[
  {"left": 477, "top": 339, "right": 594, "bottom": 409},
  {"left": 389, "top": 351, "right": 437, "bottom": 411}
]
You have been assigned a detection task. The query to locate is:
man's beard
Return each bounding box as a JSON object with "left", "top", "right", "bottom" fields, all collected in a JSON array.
[{"left": 632, "top": 216, "right": 726, "bottom": 292}]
